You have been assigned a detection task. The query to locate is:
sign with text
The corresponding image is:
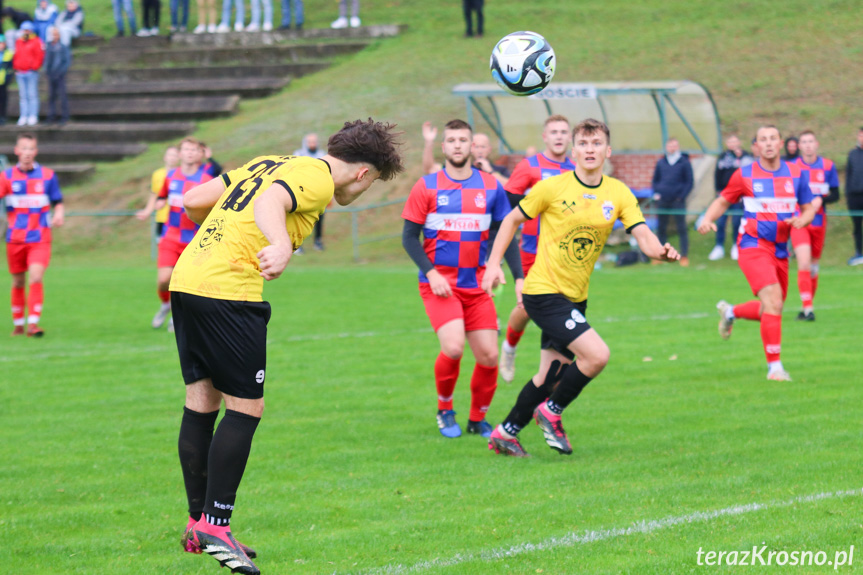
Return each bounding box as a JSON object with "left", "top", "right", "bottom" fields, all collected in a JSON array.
[{"left": 530, "top": 84, "right": 598, "bottom": 100}]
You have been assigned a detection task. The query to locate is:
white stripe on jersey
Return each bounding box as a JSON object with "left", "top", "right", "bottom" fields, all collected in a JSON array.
[
  {"left": 424, "top": 213, "right": 492, "bottom": 232},
  {"left": 742, "top": 197, "right": 797, "bottom": 215},
  {"left": 6, "top": 194, "right": 49, "bottom": 209}
]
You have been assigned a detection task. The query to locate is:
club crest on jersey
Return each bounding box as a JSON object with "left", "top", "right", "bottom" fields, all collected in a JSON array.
[
  {"left": 194, "top": 216, "right": 225, "bottom": 253},
  {"left": 437, "top": 195, "right": 449, "bottom": 206},
  {"left": 602, "top": 201, "right": 614, "bottom": 221},
  {"left": 754, "top": 182, "right": 764, "bottom": 193},
  {"left": 474, "top": 191, "right": 486, "bottom": 209},
  {"left": 814, "top": 171, "right": 824, "bottom": 182},
  {"left": 784, "top": 181, "right": 794, "bottom": 194},
  {"left": 559, "top": 224, "right": 601, "bottom": 267},
  {"left": 11, "top": 182, "right": 24, "bottom": 193},
  {"left": 34, "top": 182, "right": 44, "bottom": 194}
]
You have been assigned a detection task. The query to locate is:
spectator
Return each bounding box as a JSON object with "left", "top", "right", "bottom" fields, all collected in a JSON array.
[
  {"left": 462, "top": 0, "right": 483, "bottom": 37},
  {"left": 750, "top": 137, "right": 760, "bottom": 160},
  {"left": 330, "top": 0, "right": 359, "bottom": 29},
  {"left": 43, "top": 26, "right": 69, "bottom": 124},
  {"left": 471, "top": 132, "right": 509, "bottom": 185},
  {"left": 170, "top": 0, "right": 189, "bottom": 31},
  {"left": 651, "top": 137, "right": 693, "bottom": 266},
  {"left": 216, "top": 0, "right": 244, "bottom": 32},
  {"left": 2, "top": 6, "right": 33, "bottom": 46},
  {"left": 782, "top": 136, "right": 799, "bottom": 162},
  {"left": 136, "top": 0, "right": 160, "bottom": 35},
  {"left": 246, "top": 0, "right": 271, "bottom": 31},
  {"left": 294, "top": 133, "right": 328, "bottom": 251},
  {"left": 278, "top": 0, "right": 301, "bottom": 30},
  {"left": 56, "top": 0, "right": 83, "bottom": 45},
  {"left": 13, "top": 21, "right": 43, "bottom": 126},
  {"left": 33, "top": 0, "right": 58, "bottom": 42},
  {"left": 710, "top": 134, "right": 753, "bottom": 261},
  {"left": 846, "top": 127, "right": 863, "bottom": 265},
  {"left": 0, "top": 35, "right": 12, "bottom": 125},
  {"left": 192, "top": 0, "right": 216, "bottom": 32}
]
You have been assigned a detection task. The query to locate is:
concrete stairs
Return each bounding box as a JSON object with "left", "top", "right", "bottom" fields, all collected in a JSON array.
[{"left": 0, "top": 25, "right": 402, "bottom": 185}]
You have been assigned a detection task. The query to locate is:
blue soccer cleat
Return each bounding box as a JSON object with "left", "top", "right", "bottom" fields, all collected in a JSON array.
[
  {"left": 436, "top": 410, "right": 461, "bottom": 438},
  {"left": 466, "top": 419, "right": 493, "bottom": 438}
]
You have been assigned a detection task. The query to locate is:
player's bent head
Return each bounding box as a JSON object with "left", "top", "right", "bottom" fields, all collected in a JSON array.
[
  {"left": 16, "top": 132, "right": 38, "bottom": 146},
  {"left": 327, "top": 118, "right": 405, "bottom": 182},
  {"left": 755, "top": 125, "right": 781, "bottom": 142},
  {"left": 572, "top": 118, "right": 610, "bottom": 146},
  {"left": 444, "top": 119, "right": 472, "bottom": 134}
]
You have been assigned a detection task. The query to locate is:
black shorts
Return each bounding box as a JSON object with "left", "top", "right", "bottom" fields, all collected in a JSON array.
[
  {"left": 171, "top": 291, "right": 272, "bottom": 399},
  {"left": 522, "top": 293, "right": 590, "bottom": 361}
]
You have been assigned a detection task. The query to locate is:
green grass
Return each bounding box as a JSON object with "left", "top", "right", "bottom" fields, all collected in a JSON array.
[{"left": 2, "top": 254, "right": 863, "bottom": 573}]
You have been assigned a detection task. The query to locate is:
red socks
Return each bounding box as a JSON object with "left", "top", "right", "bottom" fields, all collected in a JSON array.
[
  {"left": 27, "top": 282, "right": 43, "bottom": 325},
  {"left": 505, "top": 325, "right": 524, "bottom": 348},
  {"left": 797, "top": 271, "right": 813, "bottom": 309},
  {"left": 434, "top": 352, "right": 460, "bottom": 411},
  {"left": 159, "top": 289, "right": 171, "bottom": 304},
  {"left": 11, "top": 286, "right": 25, "bottom": 326},
  {"left": 733, "top": 300, "right": 761, "bottom": 321},
  {"left": 760, "top": 313, "right": 782, "bottom": 363},
  {"left": 469, "top": 364, "right": 498, "bottom": 422}
]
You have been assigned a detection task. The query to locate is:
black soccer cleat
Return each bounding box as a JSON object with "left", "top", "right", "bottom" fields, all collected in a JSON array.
[
  {"left": 796, "top": 311, "right": 815, "bottom": 322},
  {"left": 187, "top": 521, "right": 260, "bottom": 575},
  {"left": 533, "top": 403, "right": 573, "bottom": 455}
]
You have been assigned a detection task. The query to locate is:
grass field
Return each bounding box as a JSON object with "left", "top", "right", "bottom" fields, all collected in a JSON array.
[{"left": 3, "top": 252, "right": 863, "bottom": 574}]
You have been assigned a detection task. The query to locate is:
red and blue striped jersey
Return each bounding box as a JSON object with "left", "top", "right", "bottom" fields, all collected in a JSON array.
[
  {"left": 158, "top": 165, "right": 214, "bottom": 245},
  {"left": 504, "top": 153, "right": 575, "bottom": 254},
  {"left": 721, "top": 161, "right": 813, "bottom": 258},
  {"left": 794, "top": 156, "right": 838, "bottom": 228},
  {"left": 402, "top": 168, "right": 511, "bottom": 289},
  {"left": 0, "top": 163, "right": 62, "bottom": 244}
]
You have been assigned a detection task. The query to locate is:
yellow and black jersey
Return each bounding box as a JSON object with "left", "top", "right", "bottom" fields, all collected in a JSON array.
[
  {"left": 170, "top": 155, "right": 334, "bottom": 302},
  {"left": 519, "top": 172, "right": 645, "bottom": 302}
]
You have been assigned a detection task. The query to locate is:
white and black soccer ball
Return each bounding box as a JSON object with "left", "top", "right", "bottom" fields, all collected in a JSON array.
[{"left": 490, "top": 31, "right": 556, "bottom": 96}]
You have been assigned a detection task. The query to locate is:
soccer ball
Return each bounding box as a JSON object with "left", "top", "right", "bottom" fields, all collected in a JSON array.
[{"left": 490, "top": 31, "right": 556, "bottom": 96}]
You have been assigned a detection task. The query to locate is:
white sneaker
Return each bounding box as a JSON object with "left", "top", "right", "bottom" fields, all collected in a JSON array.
[
  {"left": 136, "top": 28, "right": 151, "bottom": 36},
  {"left": 234, "top": 22, "right": 244, "bottom": 31},
  {"left": 150, "top": 27, "right": 159, "bottom": 35},
  {"left": 767, "top": 369, "right": 792, "bottom": 382},
  {"left": 216, "top": 23, "right": 230, "bottom": 33},
  {"left": 716, "top": 300, "right": 733, "bottom": 340},
  {"left": 17, "top": 117, "right": 26, "bottom": 126},
  {"left": 331, "top": 16, "right": 348, "bottom": 29},
  {"left": 708, "top": 245, "right": 724, "bottom": 261},
  {"left": 193, "top": 24, "right": 206, "bottom": 33},
  {"left": 152, "top": 302, "right": 171, "bottom": 329},
  {"left": 730, "top": 244, "right": 739, "bottom": 260},
  {"left": 27, "top": 116, "right": 37, "bottom": 125},
  {"left": 349, "top": 16, "right": 361, "bottom": 27},
  {"left": 207, "top": 23, "right": 217, "bottom": 33},
  {"left": 262, "top": 21, "right": 272, "bottom": 31},
  {"left": 245, "top": 23, "right": 260, "bottom": 31},
  {"left": 499, "top": 341, "right": 516, "bottom": 383}
]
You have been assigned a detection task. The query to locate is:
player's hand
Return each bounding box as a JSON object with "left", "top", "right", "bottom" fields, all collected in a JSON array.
[
  {"left": 787, "top": 215, "right": 811, "bottom": 229},
  {"left": 514, "top": 277, "right": 524, "bottom": 308},
  {"left": 658, "top": 243, "right": 680, "bottom": 262},
  {"left": 426, "top": 269, "right": 452, "bottom": 298},
  {"left": 257, "top": 243, "right": 292, "bottom": 281},
  {"left": 481, "top": 263, "right": 505, "bottom": 296},
  {"left": 697, "top": 219, "right": 716, "bottom": 235},
  {"left": 51, "top": 212, "right": 64, "bottom": 227},
  {"left": 422, "top": 122, "right": 438, "bottom": 143},
  {"left": 135, "top": 209, "right": 151, "bottom": 221}
]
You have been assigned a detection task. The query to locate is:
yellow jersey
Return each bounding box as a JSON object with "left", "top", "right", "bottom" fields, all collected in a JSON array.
[
  {"left": 151, "top": 167, "right": 170, "bottom": 224},
  {"left": 170, "top": 155, "right": 334, "bottom": 302},
  {"left": 519, "top": 172, "right": 645, "bottom": 302}
]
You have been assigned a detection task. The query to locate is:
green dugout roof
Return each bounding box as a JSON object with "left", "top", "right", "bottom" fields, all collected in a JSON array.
[{"left": 452, "top": 81, "right": 722, "bottom": 155}]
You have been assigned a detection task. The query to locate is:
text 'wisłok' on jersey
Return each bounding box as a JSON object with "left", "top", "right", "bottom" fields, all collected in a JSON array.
[
  {"left": 0, "top": 163, "right": 62, "bottom": 244},
  {"left": 402, "top": 168, "right": 510, "bottom": 290},
  {"left": 721, "top": 160, "right": 814, "bottom": 258}
]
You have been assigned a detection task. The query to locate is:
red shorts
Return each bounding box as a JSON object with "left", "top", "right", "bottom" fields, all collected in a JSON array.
[
  {"left": 520, "top": 250, "right": 536, "bottom": 279},
  {"left": 419, "top": 283, "right": 499, "bottom": 332},
  {"left": 157, "top": 237, "right": 188, "bottom": 268},
  {"left": 738, "top": 247, "right": 789, "bottom": 300},
  {"left": 6, "top": 242, "right": 51, "bottom": 274},
  {"left": 790, "top": 225, "right": 826, "bottom": 260}
]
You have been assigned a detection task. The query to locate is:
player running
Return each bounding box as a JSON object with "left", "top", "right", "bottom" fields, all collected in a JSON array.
[
  {"left": 0, "top": 133, "right": 63, "bottom": 337},
  {"left": 790, "top": 130, "right": 839, "bottom": 321},
  {"left": 498, "top": 115, "right": 574, "bottom": 383},
  {"left": 482, "top": 118, "right": 679, "bottom": 457},
  {"left": 146, "top": 137, "right": 213, "bottom": 332},
  {"left": 402, "top": 119, "right": 522, "bottom": 439},
  {"left": 170, "top": 119, "right": 404, "bottom": 575},
  {"left": 698, "top": 125, "right": 816, "bottom": 381}
]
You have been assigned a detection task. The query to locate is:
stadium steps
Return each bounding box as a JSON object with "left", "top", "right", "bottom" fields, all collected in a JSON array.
[
  {"left": 8, "top": 95, "right": 240, "bottom": 121},
  {"left": 0, "top": 142, "right": 147, "bottom": 163},
  {"left": 12, "top": 78, "right": 288, "bottom": 100},
  {"left": 0, "top": 121, "right": 195, "bottom": 144},
  {"left": 50, "top": 163, "right": 97, "bottom": 186},
  {"left": 99, "top": 61, "right": 328, "bottom": 82}
]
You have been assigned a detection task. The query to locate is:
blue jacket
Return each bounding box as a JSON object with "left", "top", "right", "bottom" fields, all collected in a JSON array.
[
  {"left": 43, "top": 39, "right": 70, "bottom": 77},
  {"left": 652, "top": 153, "right": 694, "bottom": 202}
]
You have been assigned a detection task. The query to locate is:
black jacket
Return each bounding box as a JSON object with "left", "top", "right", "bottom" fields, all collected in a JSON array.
[
  {"left": 847, "top": 146, "right": 863, "bottom": 196},
  {"left": 652, "top": 153, "right": 694, "bottom": 203},
  {"left": 714, "top": 149, "right": 753, "bottom": 193}
]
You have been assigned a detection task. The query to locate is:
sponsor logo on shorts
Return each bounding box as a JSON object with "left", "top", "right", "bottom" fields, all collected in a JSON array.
[
  {"left": 571, "top": 309, "right": 586, "bottom": 323},
  {"left": 565, "top": 319, "right": 576, "bottom": 330},
  {"left": 255, "top": 370, "right": 265, "bottom": 384}
]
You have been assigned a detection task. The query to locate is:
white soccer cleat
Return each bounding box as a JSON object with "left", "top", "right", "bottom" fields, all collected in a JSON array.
[
  {"left": 499, "top": 342, "right": 516, "bottom": 383},
  {"left": 349, "top": 16, "right": 361, "bottom": 28},
  {"left": 767, "top": 369, "right": 792, "bottom": 382},
  {"left": 152, "top": 302, "right": 171, "bottom": 329},
  {"left": 331, "top": 16, "right": 348, "bottom": 29},
  {"left": 708, "top": 245, "right": 724, "bottom": 261},
  {"left": 716, "top": 300, "right": 733, "bottom": 340},
  {"left": 731, "top": 244, "right": 739, "bottom": 260}
]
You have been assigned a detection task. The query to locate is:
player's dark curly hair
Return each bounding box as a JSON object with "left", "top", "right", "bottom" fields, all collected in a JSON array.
[{"left": 327, "top": 119, "right": 405, "bottom": 181}]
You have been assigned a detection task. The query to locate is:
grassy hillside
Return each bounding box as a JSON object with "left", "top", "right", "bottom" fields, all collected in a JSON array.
[{"left": 34, "top": 0, "right": 863, "bottom": 258}]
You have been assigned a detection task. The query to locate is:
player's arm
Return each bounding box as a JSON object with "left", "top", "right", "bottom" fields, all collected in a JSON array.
[
  {"left": 481, "top": 207, "right": 527, "bottom": 295},
  {"left": 788, "top": 171, "right": 817, "bottom": 229},
  {"left": 401, "top": 219, "right": 452, "bottom": 297},
  {"left": 47, "top": 175, "right": 64, "bottom": 227},
  {"left": 136, "top": 192, "right": 159, "bottom": 220},
  {"left": 631, "top": 223, "right": 679, "bottom": 261},
  {"left": 698, "top": 169, "right": 742, "bottom": 234},
  {"left": 183, "top": 177, "right": 227, "bottom": 225},
  {"left": 253, "top": 182, "right": 296, "bottom": 281},
  {"left": 421, "top": 121, "right": 438, "bottom": 175}
]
